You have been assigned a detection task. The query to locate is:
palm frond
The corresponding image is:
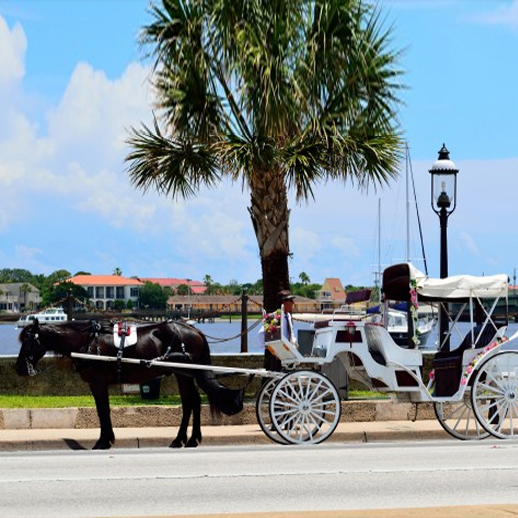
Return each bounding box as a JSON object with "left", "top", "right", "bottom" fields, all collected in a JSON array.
[{"left": 126, "top": 119, "right": 220, "bottom": 199}]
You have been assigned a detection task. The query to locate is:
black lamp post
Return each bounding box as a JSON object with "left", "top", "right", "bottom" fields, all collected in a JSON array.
[{"left": 429, "top": 144, "right": 459, "bottom": 351}]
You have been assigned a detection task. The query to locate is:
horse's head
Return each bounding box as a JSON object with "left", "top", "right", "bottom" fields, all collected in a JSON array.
[{"left": 15, "top": 319, "right": 47, "bottom": 376}]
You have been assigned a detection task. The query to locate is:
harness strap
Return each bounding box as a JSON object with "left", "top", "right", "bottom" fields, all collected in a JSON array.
[
  {"left": 86, "top": 320, "right": 102, "bottom": 355},
  {"left": 116, "top": 321, "right": 128, "bottom": 382}
]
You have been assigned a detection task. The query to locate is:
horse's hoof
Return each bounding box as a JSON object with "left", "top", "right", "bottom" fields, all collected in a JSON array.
[
  {"left": 185, "top": 438, "right": 200, "bottom": 448},
  {"left": 169, "top": 439, "right": 185, "bottom": 448},
  {"left": 92, "top": 441, "right": 112, "bottom": 450}
]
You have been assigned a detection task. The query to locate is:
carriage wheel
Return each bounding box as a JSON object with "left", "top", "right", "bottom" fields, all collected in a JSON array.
[
  {"left": 471, "top": 351, "right": 518, "bottom": 439},
  {"left": 434, "top": 393, "right": 490, "bottom": 440},
  {"left": 255, "top": 377, "right": 289, "bottom": 445},
  {"left": 269, "top": 370, "right": 341, "bottom": 445}
]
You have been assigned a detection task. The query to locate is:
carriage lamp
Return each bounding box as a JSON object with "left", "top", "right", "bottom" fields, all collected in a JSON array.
[
  {"left": 430, "top": 143, "right": 459, "bottom": 351},
  {"left": 346, "top": 321, "right": 357, "bottom": 346}
]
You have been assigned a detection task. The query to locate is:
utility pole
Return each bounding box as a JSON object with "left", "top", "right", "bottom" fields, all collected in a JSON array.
[
  {"left": 240, "top": 288, "right": 248, "bottom": 353},
  {"left": 66, "top": 289, "right": 73, "bottom": 321}
]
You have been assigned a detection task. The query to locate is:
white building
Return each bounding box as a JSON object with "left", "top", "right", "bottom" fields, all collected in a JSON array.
[
  {"left": 66, "top": 275, "right": 143, "bottom": 309},
  {"left": 0, "top": 283, "right": 41, "bottom": 312}
]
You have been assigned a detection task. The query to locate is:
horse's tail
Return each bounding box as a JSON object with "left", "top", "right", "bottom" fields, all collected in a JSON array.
[
  {"left": 195, "top": 371, "right": 245, "bottom": 417},
  {"left": 171, "top": 323, "right": 245, "bottom": 416}
]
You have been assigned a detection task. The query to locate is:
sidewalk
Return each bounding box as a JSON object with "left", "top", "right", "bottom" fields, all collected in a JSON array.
[
  {"left": 0, "top": 419, "right": 450, "bottom": 451},
  {"left": 0, "top": 400, "right": 452, "bottom": 451}
]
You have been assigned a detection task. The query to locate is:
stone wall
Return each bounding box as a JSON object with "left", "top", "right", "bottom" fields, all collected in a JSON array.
[
  {"left": 0, "top": 353, "right": 434, "bottom": 397},
  {"left": 0, "top": 400, "right": 437, "bottom": 430},
  {"left": 0, "top": 354, "right": 265, "bottom": 397}
]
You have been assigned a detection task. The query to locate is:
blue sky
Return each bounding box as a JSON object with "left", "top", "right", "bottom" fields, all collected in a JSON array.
[{"left": 1, "top": 1, "right": 518, "bottom": 288}]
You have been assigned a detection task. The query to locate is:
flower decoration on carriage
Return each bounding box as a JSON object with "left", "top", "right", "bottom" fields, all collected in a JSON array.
[
  {"left": 459, "top": 337, "right": 508, "bottom": 385},
  {"left": 409, "top": 278, "right": 420, "bottom": 346},
  {"left": 263, "top": 309, "right": 281, "bottom": 333}
]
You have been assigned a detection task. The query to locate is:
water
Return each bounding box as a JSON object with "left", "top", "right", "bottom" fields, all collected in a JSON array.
[
  {"left": 0, "top": 324, "right": 22, "bottom": 356},
  {"left": 0, "top": 320, "right": 311, "bottom": 356},
  {"left": 3, "top": 320, "right": 517, "bottom": 357}
]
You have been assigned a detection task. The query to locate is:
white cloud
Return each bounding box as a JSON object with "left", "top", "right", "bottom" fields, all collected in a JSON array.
[
  {"left": 290, "top": 228, "right": 322, "bottom": 262},
  {"left": 47, "top": 62, "right": 151, "bottom": 147},
  {"left": 468, "top": 0, "right": 518, "bottom": 29},
  {"left": 15, "top": 244, "right": 43, "bottom": 262},
  {"left": 0, "top": 16, "right": 25, "bottom": 85},
  {"left": 331, "top": 236, "right": 361, "bottom": 257}
]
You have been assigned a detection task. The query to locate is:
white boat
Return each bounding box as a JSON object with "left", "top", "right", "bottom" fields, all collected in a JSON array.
[
  {"left": 15, "top": 307, "right": 67, "bottom": 328},
  {"left": 369, "top": 308, "right": 436, "bottom": 348}
]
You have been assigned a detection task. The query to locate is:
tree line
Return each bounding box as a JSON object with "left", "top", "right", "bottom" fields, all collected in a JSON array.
[
  {"left": 0, "top": 268, "right": 371, "bottom": 310},
  {"left": 0, "top": 267, "right": 376, "bottom": 311}
]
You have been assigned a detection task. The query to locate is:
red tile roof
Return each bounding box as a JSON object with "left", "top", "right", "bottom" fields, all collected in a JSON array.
[{"left": 66, "top": 275, "right": 144, "bottom": 286}]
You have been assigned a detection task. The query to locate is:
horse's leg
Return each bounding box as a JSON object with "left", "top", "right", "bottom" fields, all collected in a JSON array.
[
  {"left": 170, "top": 376, "right": 194, "bottom": 448},
  {"left": 185, "top": 379, "right": 202, "bottom": 448},
  {"left": 89, "top": 382, "right": 115, "bottom": 450}
]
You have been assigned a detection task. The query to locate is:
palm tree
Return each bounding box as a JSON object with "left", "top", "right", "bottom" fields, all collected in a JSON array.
[
  {"left": 19, "top": 283, "right": 32, "bottom": 311},
  {"left": 299, "top": 272, "right": 311, "bottom": 286},
  {"left": 203, "top": 274, "right": 214, "bottom": 294},
  {"left": 126, "top": 0, "right": 404, "bottom": 311}
]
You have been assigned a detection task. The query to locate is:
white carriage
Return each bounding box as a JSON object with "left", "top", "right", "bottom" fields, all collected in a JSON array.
[{"left": 258, "top": 262, "right": 518, "bottom": 445}]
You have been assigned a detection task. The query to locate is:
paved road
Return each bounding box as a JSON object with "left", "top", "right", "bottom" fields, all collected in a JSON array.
[{"left": 1, "top": 440, "right": 518, "bottom": 517}]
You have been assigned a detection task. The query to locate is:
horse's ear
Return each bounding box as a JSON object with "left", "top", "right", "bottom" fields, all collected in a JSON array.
[{"left": 33, "top": 318, "right": 40, "bottom": 331}]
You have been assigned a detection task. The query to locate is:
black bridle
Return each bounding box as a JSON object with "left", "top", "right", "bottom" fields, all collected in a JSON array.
[
  {"left": 21, "top": 320, "right": 102, "bottom": 376},
  {"left": 21, "top": 327, "right": 41, "bottom": 376}
]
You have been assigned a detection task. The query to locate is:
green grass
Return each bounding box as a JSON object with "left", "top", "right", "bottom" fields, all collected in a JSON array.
[
  {"left": 0, "top": 395, "right": 183, "bottom": 408},
  {"left": 349, "top": 390, "right": 389, "bottom": 400},
  {"left": 0, "top": 390, "right": 386, "bottom": 408}
]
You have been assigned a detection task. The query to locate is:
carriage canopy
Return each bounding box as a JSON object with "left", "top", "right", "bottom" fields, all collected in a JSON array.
[{"left": 382, "top": 263, "right": 508, "bottom": 303}]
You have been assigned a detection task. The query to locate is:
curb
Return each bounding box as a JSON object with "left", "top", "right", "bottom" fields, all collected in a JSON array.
[{"left": 0, "top": 420, "right": 449, "bottom": 452}]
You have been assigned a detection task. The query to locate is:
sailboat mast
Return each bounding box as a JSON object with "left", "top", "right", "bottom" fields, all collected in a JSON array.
[
  {"left": 406, "top": 143, "right": 410, "bottom": 262},
  {"left": 407, "top": 144, "right": 429, "bottom": 276}
]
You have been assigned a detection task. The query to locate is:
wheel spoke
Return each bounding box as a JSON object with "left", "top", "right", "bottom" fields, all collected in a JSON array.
[
  {"left": 434, "top": 394, "right": 489, "bottom": 440},
  {"left": 475, "top": 379, "right": 504, "bottom": 397},
  {"left": 484, "top": 370, "right": 506, "bottom": 393}
]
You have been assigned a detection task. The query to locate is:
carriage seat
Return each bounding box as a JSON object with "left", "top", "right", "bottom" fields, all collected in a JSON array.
[
  {"left": 432, "top": 324, "right": 507, "bottom": 397},
  {"left": 434, "top": 324, "right": 506, "bottom": 363},
  {"left": 364, "top": 323, "right": 422, "bottom": 368}
]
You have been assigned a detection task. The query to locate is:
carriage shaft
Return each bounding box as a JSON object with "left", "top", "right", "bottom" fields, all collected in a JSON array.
[{"left": 71, "top": 352, "right": 282, "bottom": 378}]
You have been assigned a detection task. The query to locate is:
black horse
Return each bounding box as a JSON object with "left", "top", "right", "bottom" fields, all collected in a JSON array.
[{"left": 15, "top": 319, "right": 244, "bottom": 449}]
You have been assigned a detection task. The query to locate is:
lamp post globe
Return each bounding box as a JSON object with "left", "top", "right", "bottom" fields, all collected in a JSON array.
[{"left": 429, "top": 144, "right": 459, "bottom": 351}]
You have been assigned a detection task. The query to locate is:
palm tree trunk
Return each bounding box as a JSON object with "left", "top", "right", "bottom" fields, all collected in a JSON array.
[{"left": 249, "top": 167, "right": 291, "bottom": 312}]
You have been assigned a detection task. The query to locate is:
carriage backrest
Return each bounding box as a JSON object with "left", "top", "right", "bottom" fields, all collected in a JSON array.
[
  {"left": 364, "top": 324, "right": 422, "bottom": 367},
  {"left": 457, "top": 323, "right": 501, "bottom": 353}
]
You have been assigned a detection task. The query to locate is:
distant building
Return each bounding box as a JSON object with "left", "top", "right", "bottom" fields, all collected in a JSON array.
[
  {"left": 0, "top": 283, "right": 41, "bottom": 312},
  {"left": 139, "top": 277, "right": 207, "bottom": 294},
  {"left": 167, "top": 294, "right": 319, "bottom": 315},
  {"left": 66, "top": 275, "right": 143, "bottom": 309},
  {"left": 315, "top": 278, "right": 346, "bottom": 310}
]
